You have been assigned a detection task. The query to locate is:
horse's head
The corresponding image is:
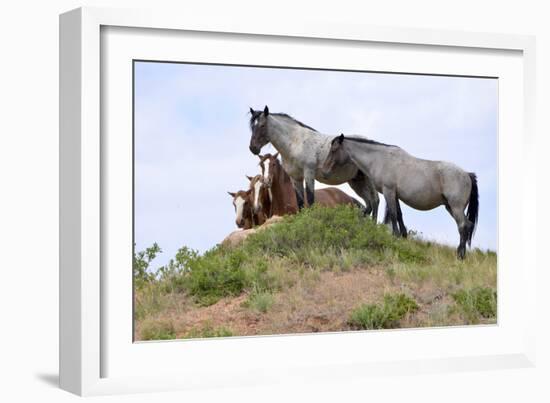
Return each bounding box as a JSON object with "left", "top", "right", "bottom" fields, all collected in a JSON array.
[
  {"left": 247, "top": 173, "right": 269, "bottom": 214},
  {"left": 228, "top": 189, "right": 253, "bottom": 228},
  {"left": 322, "top": 133, "right": 348, "bottom": 178},
  {"left": 258, "top": 152, "right": 279, "bottom": 188},
  {"left": 249, "top": 105, "right": 270, "bottom": 155}
]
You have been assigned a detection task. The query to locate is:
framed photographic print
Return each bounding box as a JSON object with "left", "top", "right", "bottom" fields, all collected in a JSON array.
[{"left": 60, "top": 7, "right": 537, "bottom": 396}]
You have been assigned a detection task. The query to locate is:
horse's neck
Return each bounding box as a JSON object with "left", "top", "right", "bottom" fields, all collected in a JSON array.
[
  {"left": 268, "top": 116, "right": 314, "bottom": 159},
  {"left": 345, "top": 141, "right": 393, "bottom": 177},
  {"left": 261, "top": 188, "right": 272, "bottom": 217},
  {"left": 271, "top": 163, "right": 297, "bottom": 214}
]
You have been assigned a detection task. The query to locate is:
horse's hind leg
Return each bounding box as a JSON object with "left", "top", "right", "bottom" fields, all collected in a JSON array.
[
  {"left": 382, "top": 187, "right": 400, "bottom": 237},
  {"left": 445, "top": 202, "right": 473, "bottom": 260},
  {"left": 383, "top": 201, "right": 404, "bottom": 235},
  {"left": 349, "top": 171, "right": 379, "bottom": 221}
]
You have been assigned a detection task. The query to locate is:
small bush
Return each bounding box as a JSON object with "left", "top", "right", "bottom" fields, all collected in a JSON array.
[
  {"left": 140, "top": 319, "right": 176, "bottom": 341},
  {"left": 244, "top": 291, "right": 275, "bottom": 313},
  {"left": 348, "top": 293, "right": 419, "bottom": 330},
  {"left": 133, "top": 243, "right": 162, "bottom": 289},
  {"left": 451, "top": 287, "right": 497, "bottom": 323},
  {"left": 167, "top": 246, "right": 249, "bottom": 306}
]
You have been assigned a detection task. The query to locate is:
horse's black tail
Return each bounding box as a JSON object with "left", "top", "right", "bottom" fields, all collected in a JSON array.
[{"left": 466, "top": 173, "right": 479, "bottom": 247}]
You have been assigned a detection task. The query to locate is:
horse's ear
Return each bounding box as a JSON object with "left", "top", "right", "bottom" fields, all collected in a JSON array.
[
  {"left": 273, "top": 152, "right": 279, "bottom": 159},
  {"left": 249, "top": 107, "right": 254, "bottom": 115},
  {"left": 246, "top": 175, "right": 253, "bottom": 181},
  {"left": 264, "top": 105, "right": 269, "bottom": 116},
  {"left": 338, "top": 133, "right": 345, "bottom": 144},
  {"left": 228, "top": 191, "right": 236, "bottom": 198}
]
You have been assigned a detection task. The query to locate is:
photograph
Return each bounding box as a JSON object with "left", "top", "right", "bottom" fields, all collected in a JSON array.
[{"left": 132, "top": 61, "right": 497, "bottom": 341}]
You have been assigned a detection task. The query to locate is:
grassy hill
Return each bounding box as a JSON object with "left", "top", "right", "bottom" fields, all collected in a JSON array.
[{"left": 134, "top": 205, "right": 497, "bottom": 341}]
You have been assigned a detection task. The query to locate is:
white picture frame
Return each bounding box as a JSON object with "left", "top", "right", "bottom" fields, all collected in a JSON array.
[{"left": 59, "top": 6, "right": 538, "bottom": 396}]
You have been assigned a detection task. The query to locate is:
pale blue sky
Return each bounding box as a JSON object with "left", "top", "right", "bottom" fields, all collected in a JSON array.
[{"left": 134, "top": 62, "right": 497, "bottom": 269}]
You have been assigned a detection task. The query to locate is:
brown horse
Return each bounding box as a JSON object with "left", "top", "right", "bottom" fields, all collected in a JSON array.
[
  {"left": 257, "top": 153, "right": 298, "bottom": 216},
  {"left": 314, "top": 188, "right": 363, "bottom": 208},
  {"left": 255, "top": 153, "right": 364, "bottom": 217},
  {"left": 227, "top": 189, "right": 266, "bottom": 229}
]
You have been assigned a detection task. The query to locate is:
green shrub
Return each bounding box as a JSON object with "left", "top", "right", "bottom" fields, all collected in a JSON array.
[
  {"left": 155, "top": 246, "right": 249, "bottom": 306},
  {"left": 244, "top": 290, "right": 275, "bottom": 313},
  {"left": 133, "top": 243, "right": 162, "bottom": 289},
  {"left": 243, "top": 205, "right": 428, "bottom": 264},
  {"left": 348, "top": 293, "right": 419, "bottom": 330},
  {"left": 451, "top": 287, "right": 497, "bottom": 323}
]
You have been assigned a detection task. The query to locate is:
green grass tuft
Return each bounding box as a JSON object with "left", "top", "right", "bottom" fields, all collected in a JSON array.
[
  {"left": 348, "top": 293, "right": 419, "bottom": 330},
  {"left": 243, "top": 290, "right": 275, "bottom": 313},
  {"left": 451, "top": 287, "right": 497, "bottom": 324}
]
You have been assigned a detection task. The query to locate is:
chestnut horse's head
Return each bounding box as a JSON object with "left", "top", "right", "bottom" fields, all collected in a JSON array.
[
  {"left": 247, "top": 173, "right": 270, "bottom": 215},
  {"left": 227, "top": 189, "right": 253, "bottom": 228},
  {"left": 258, "top": 152, "right": 279, "bottom": 188}
]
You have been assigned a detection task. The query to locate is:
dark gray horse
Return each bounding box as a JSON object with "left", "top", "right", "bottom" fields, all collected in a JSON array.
[
  {"left": 248, "top": 106, "right": 379, "bottom": 220},
  {"left": 322, "top": 134, "right": 479, "bottom": 259}
]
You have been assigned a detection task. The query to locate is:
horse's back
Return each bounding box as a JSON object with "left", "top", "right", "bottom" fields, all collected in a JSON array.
[{"left": 314, "top": 188, "right": 356, "bottom": 207}]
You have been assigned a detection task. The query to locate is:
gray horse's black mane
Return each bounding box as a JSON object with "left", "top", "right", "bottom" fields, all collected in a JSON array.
[
  {"left": 249, "top": 111, "right": 317, "bottom": 132},
  {"left": 338, "top": 135, "right": 396, "bottom": 148}
]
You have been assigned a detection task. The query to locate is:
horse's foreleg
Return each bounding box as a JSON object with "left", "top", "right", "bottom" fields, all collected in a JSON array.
[
  {"left": 382, "top": 187, "right": 400, "bottom": 237},
  {"left": 304, "top": 172, "right": 315, "bottom": 207},
  {"left": 383, "top": 205, "right": 391, "bottom": 225},
  {"left": 366, "top": 176, "right": 379, "bottom": 221},
  {"left": 291, "top": 178, "right": 305, "bottom": 210},
  {"left": 395, "top": 199, "right": 407, "bottom": 238},
  {"left": 349, "top": 172, "right": 379, "bottom": 221}
]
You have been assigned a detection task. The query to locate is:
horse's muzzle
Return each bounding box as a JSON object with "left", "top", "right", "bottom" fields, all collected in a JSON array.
[{"left": 249, "top": 145, "right": 260, "bottom": 155}]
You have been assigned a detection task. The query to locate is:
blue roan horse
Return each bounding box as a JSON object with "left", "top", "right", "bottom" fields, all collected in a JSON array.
[
  {"left": 248, "top": 106, "right": 380, "bottom": 220},
  {"left": 322, "top": 134, "right": 479, "bottom": 259}
]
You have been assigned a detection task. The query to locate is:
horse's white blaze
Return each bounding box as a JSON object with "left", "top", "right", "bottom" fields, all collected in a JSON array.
[
  {"left": 254, "top": 181, "right": 262, "bottom": 209},
  {"left": 263, "top": 160, "right": 270, "bottom": 182},
  {"left": 235, "top": 196, "right": 246, "bottom": 222}
]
